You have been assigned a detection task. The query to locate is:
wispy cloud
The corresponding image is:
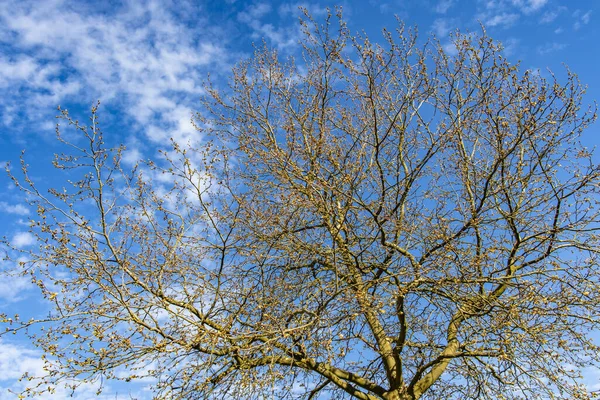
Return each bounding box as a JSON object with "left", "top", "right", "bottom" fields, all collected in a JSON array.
[
  {"left": 0, "top": 274, "right": 31, "bottom": 302},
  {"left": 485, "top": 12, "right": 520, "bottom": 27},
  {"left": 512, "top": 0, "right": 548, "bottom": 14},
  {"left": 11, "top": 232, "right": 35, "bottom": 248},
  {"left": 0, "top": 340, "right": 142, "bottom": 399},
  {"left": 238, "top": 2, "right": 272, "bottom": 21},
  {"left": 0, "top": 341, "right": 44, "bottom": 381},
  {"left": 237, "top": 2, "right": 301, "bottom": 51},
  {"left": 539, "top": 6, "right": 567, "bottom": 24},
  {"left": 432, "top": 18, "right": 454, "bottom": 38},
  {"left": 0, "top": 202, "right": 29, "bottom": 216},
  {"left": 442, "top": 42, "right": 459, "bottom": 56},
  {"left": 581, "top": 10, "right": 592, "bottom": 23},
  {"left": 278, "top": 2, "right": 328, "bottom": 18},
  {"left": 434, "top": 0, "right": 455, "bottom": 14},
  {"left": 537, "top": 42, "right": 567, "bottom": 55},
  {"left": 573, "top": 10, "right": 592, "bottom": 30},
  {"left": 477, "top": 0, "right": 550, "bottom": 29},
  {"left": 121, "top": 144, "right": 144, "bottom": 167},
  {"left": 0, "top": 0, "right": 231, "bottom": 144},
  {"left": 501, "top": 37, "right": 519, "bottom": 56}
]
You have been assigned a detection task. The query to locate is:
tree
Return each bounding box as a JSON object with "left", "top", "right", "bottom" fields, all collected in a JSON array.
[{"left": 3, "top": 10, "right": 600, "bottom": 400}]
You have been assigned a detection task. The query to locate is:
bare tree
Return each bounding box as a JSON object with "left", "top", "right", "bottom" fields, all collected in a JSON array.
[{"left": 4, "top": 10, "right": 600, "bottom": 400}]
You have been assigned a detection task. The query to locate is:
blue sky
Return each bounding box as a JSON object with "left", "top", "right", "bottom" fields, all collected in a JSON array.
[{"left": 0, "top": 0, "right": 598, "bottom": 398}]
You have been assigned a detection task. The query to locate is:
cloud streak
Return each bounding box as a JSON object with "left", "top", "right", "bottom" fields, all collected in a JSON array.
[
  {"left": 0, "top": 202, "right": 29, "bottom": 216},
  {"left": 11, "top": 232, "right": 35, "bottom": 248},
  {"left": 0, "top": 0, "right": 232, "bottom": 147}
]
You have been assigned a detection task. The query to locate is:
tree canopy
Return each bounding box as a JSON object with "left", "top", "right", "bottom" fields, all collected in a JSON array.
[{"left": 3, "top": 11, "right": 600, "bottom": 400}]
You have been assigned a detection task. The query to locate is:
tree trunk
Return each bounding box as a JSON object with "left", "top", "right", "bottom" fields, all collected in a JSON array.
[{"left": 382, "top": 390, "right": 414, "bottom": 400}]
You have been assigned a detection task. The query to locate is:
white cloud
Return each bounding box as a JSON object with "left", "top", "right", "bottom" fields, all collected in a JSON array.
[
  {"left": 238, "top": 2, "right": 272, "bottom": 22},
  {"left": 442, "top": 41, "right": 459, "bottom": 56},
  {"left": 0, "top": 202, "right": 30, "bottom": 216},
  {"left": 581, "top": 10, "right": 592, "bottom": 24},
  {"left": 512, "top": 0, "right": 547, "bottom": 14},
  {"left": 583, "top": 365, "right": 600, "bottom": 392},
  {"left": 0, "top": 340, "right": 144, "bottom": 399},
  {"left": 0, "top": 341, "right": 44, "bottom": 382},
  {"left": 539, "top": 7, "right": 567, "bottom": 24},
  {"left": 482, "top": 0, "right": 498, "bottom": 10},
  {"left": 434, "top": 0, "right": 454, "bottom": 14},
  {"left": 0, "top": 56, "right": 38, "bottom": 86},
  {"left": 237, "top": 2, "right": 301, "bottom": 50},
  {"left": 0, "top": 274, "right": 31, "bottom": 302},
  {"left": 145, "top": 105, "right": 199, "bottom": 145},
  {"left": 529, "top": 0, "right": 547, "bottom": 10},
  {"left": 478, "top": 0, "right": 549, "bottom": 28},
  {"left": 573, "top": 10, "right": 592, "bottom": 30},
  {"left": 122, "top": 146, "right": 143, "bottom": 167},
  {"left": 0, "top": 0, "right": 230, "bottom": 144},
  {"left": 278, "top": 3, "right": 328, "bottom": 18},
  {"left": 537, "top": 42, "right": 566, "bottom": 55},
  {"left": 501, "top": 37, "right": 519, "bottom": 56},
  {"left": 486, "top": 12, "right": 519, "bottom": 27},
  {"left": 432, "top": 18, "right": 453, "bottom": 38},
  {"left": 11, "top": 232, "right": 35, "bottom": 248}
]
